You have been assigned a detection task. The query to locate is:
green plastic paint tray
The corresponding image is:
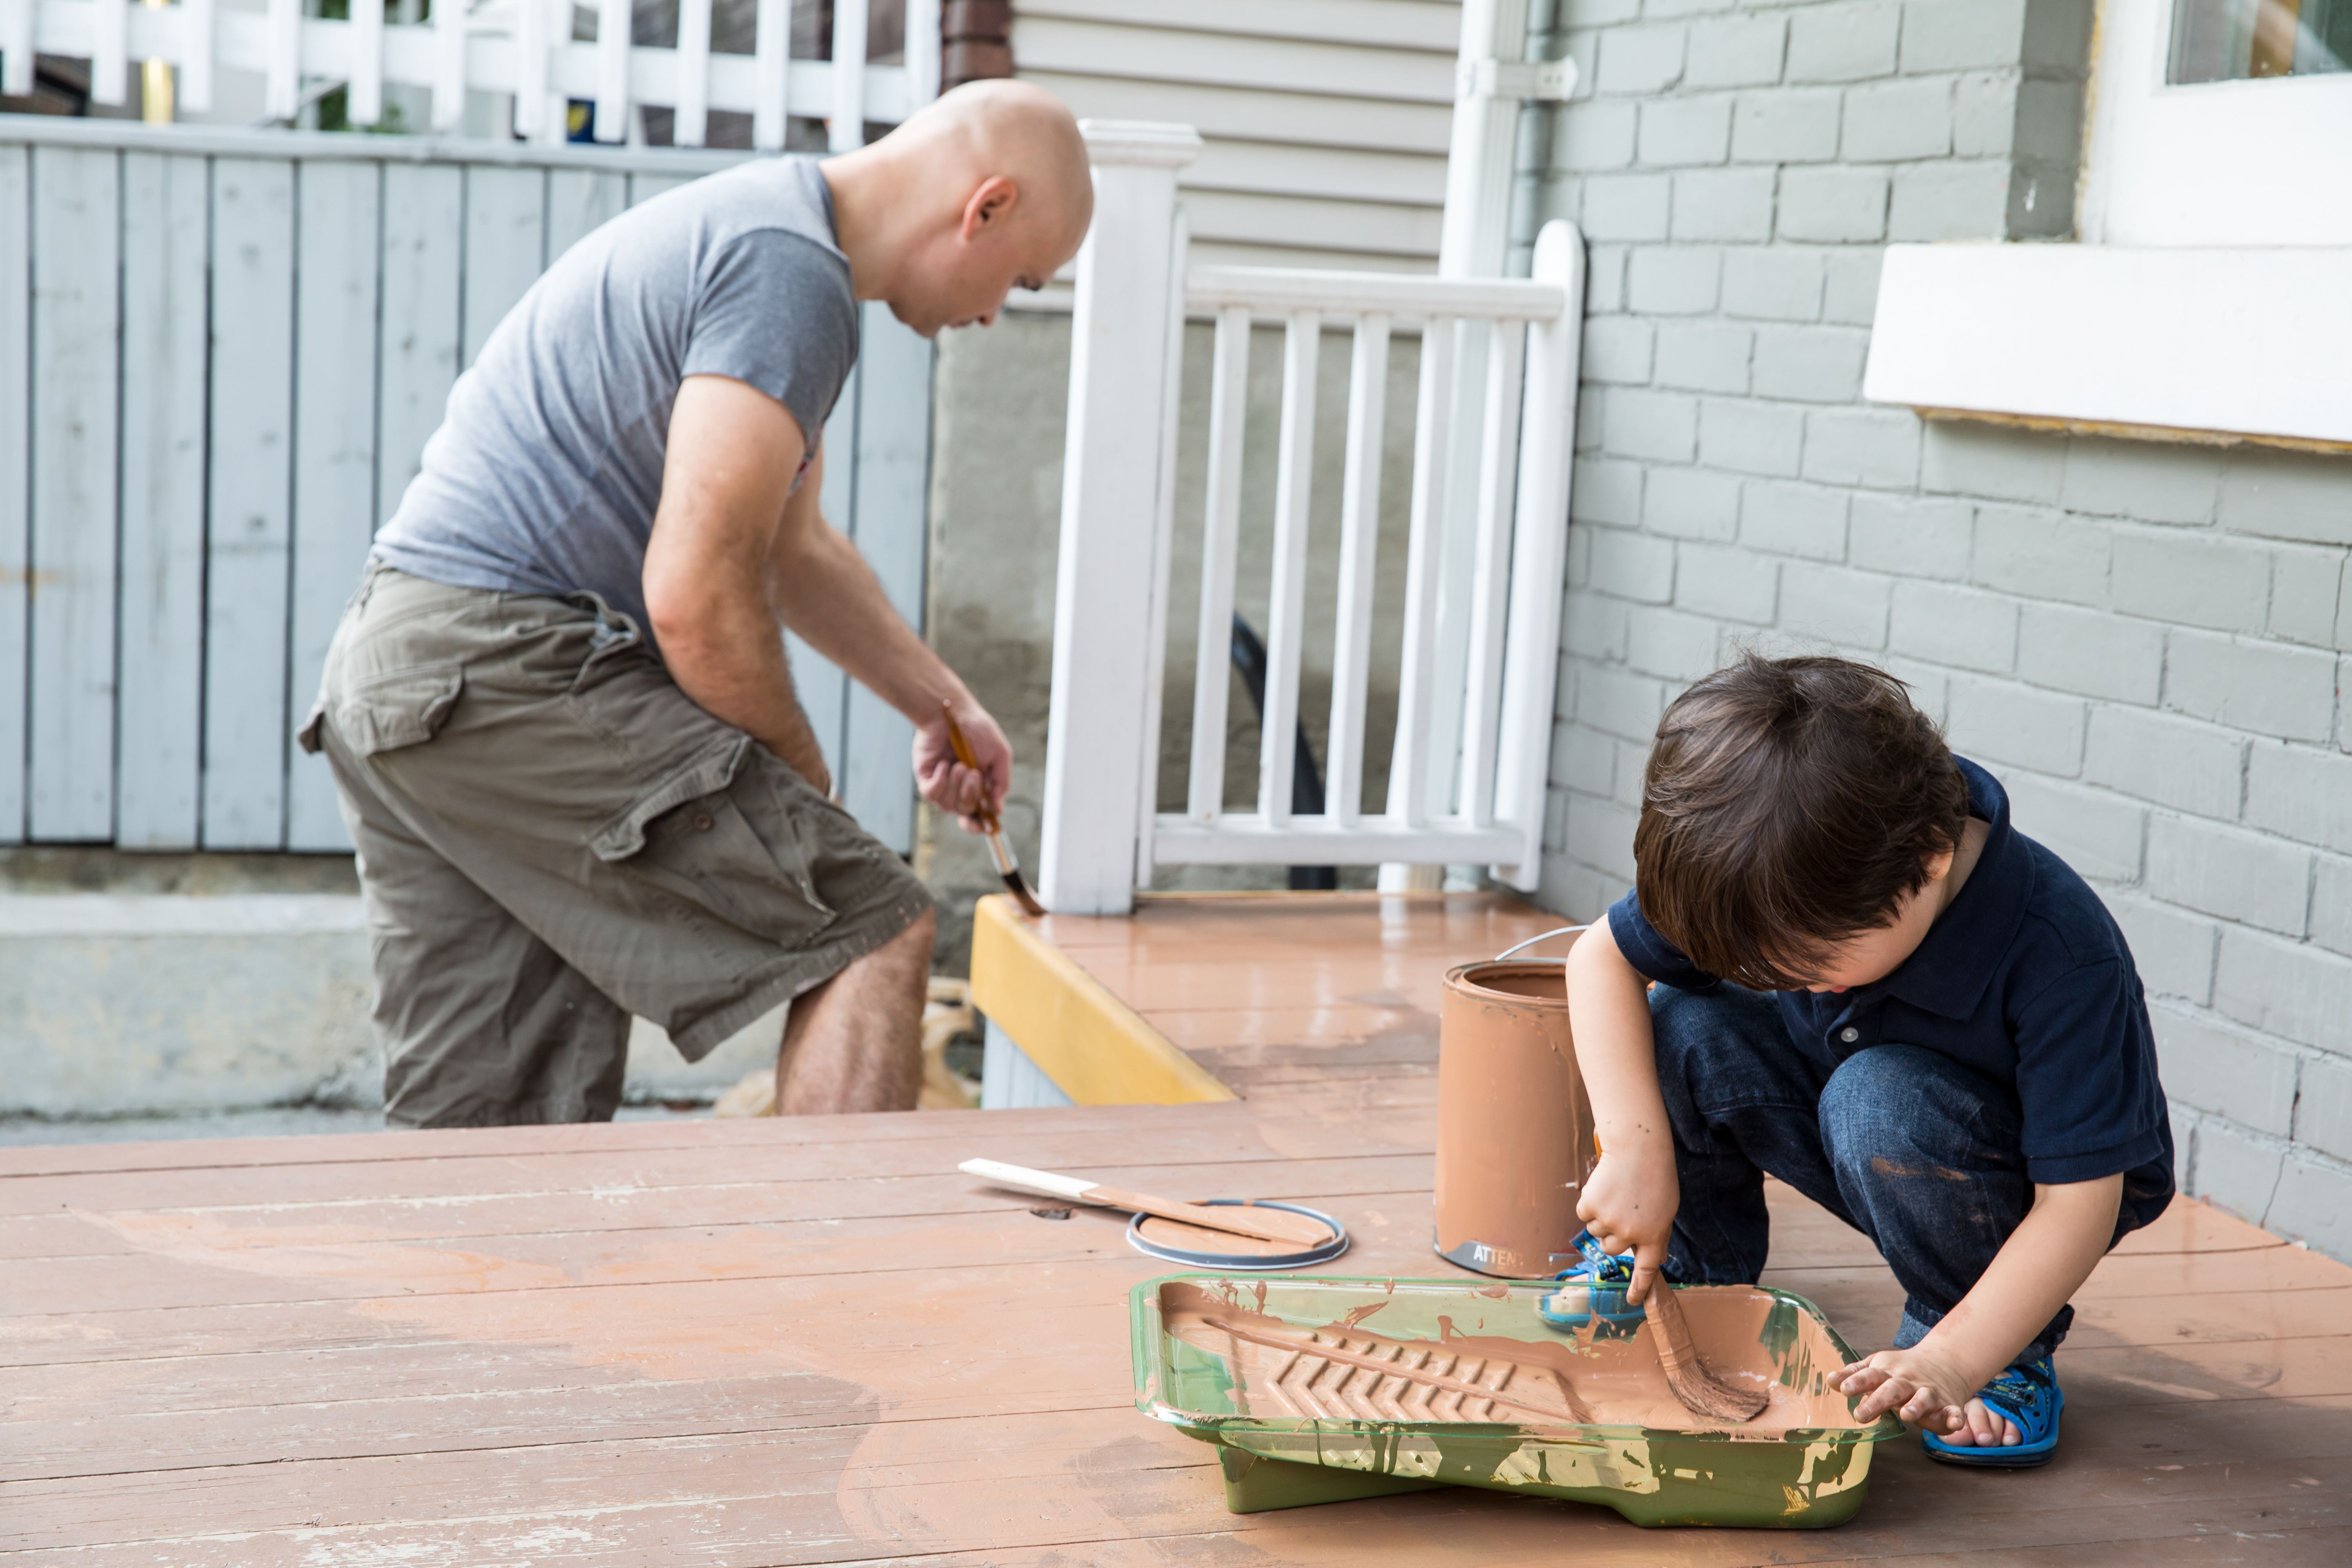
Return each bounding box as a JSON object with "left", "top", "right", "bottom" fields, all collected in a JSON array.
[{"left": 1128, "top": 1272, "right": 1904, "bottom": 1529}]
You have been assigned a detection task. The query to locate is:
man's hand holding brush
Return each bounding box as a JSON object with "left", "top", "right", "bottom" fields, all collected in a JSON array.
[{"left": 913, "top": 698, "right": 1011, "bottom": 831}]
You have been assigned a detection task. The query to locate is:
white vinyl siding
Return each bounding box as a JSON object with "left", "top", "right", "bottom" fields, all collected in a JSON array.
[{"left": 1014, "top": 0, "right": 1461, "bottom": 271}]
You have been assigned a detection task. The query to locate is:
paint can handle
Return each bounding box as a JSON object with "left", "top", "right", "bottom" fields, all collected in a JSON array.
[{"left": 1492, "top": 924, "right": 1588, "bottom": 963}]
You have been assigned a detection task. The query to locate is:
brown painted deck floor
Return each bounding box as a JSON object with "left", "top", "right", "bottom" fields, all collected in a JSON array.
[{"left": 4, "top": 891, "right": 2346, "bottom": 1565}]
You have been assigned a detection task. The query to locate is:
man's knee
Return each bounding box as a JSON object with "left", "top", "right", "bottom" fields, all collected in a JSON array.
[{"left": 890, "top": 903, "right": 938, "bottom": 954}]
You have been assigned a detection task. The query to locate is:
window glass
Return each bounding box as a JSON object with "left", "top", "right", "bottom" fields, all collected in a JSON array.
[{"left": 2172, "top": 0, "right": 2352, "bottom": 80}]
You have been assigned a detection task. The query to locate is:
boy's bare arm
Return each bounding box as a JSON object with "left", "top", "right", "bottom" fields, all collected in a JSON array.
[
  {"left": 1830, "top": 1172, "right": 2122, "bottom": 1435},
  {"left": 1565, "top": 920, "right": 1681, "bottom": 1303}
]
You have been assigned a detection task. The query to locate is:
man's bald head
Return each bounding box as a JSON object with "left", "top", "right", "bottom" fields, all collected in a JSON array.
[{"left": 823, "top": 81, "right": 1094, "bottom": 337}]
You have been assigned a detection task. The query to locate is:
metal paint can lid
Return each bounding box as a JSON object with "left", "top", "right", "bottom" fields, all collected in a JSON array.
[{"left": 1125, "top": 1199, "right": 1350, "bottom": 1271}]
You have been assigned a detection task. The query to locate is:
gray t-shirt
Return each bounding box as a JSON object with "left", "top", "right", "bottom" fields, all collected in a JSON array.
[{"left": 372, "top": 156, "right": 857, "bottom": 647}]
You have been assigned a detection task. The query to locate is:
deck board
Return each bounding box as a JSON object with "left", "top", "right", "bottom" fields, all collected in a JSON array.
[{"left": 3, "top": 891, "right": 2345, "bottom": 1562}]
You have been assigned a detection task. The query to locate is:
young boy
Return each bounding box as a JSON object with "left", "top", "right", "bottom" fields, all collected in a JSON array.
[{"left": 1565, "top": 655, "right": 2174, "bottom": 1466}]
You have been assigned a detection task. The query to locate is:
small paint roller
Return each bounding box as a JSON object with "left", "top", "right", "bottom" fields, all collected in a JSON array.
[
  {"left": 940, "top": 702, "right": 1047, "bottom": 918},
  {"left": 959, "top": 1159, "right": 1335, "bottom": 1248}
]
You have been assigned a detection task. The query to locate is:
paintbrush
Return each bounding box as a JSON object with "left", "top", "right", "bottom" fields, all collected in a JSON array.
[
  {"left": 1573, "top": 1228, "right": 1766, "bottom": 1422},
  {"left": 940, "top": 702, "right": 1046, "bottom": 918},
  {"left": 1643, "top": 1286, "right": 1771, "bottom": 1422},
  {"left": 960, "top": 1158, "right": 1336, "bottom": 1248}
]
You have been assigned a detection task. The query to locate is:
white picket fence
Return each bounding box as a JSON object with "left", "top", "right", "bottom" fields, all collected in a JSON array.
[
  {"left": 0, "top": 117, "right": 933, "bottom": 855},
  {"left": 1, "top": 0, "right": 933, "bottom": 147},
  {"left": 1038, "top": 123, "right": 1585, "bottom": 915}
]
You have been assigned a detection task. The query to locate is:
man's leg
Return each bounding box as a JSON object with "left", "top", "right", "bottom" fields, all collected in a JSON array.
[
  {"left": 325, "top": 714, "right": 634, "bottom": 1128},
  {"left": 1814, "top": 1045, "right": 2056, "bottom": 1364},
  {"left": 772, "top": 905, "right": 934, "bottom": 1114},
  {"left": 1649, "top": 984, "right": 1844, "bottom": 1285}
]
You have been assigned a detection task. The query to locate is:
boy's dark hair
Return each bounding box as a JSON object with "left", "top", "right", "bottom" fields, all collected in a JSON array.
[{"left": 1633, "top": 654, "right": 1971, "bottom": 990}]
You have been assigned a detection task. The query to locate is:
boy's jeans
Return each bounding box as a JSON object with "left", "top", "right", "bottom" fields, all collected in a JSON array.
[{"left": 1650, "top": 984, "right": 2142, "bottom": 1372}]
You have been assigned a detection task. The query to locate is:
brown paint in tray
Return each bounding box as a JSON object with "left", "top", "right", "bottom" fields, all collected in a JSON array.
[{"left": 1130, "top": 1273, "right": 1904, "bottom": 1528}]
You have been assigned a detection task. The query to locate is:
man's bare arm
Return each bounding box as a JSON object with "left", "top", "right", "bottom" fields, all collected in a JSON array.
[
  {"left": 764, "top": 439, "right": 1011, "bottom": 825},
  {"left": 643, "top": 374, "right": 833, "bottom": 793}
]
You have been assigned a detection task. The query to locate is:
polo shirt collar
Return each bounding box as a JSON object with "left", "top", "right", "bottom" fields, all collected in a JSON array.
[{"left": 1869, "top": 757, "right": 2031, "bottom": 1021}]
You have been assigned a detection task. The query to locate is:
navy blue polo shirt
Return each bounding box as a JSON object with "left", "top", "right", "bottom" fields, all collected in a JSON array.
[{"left": 1608, "top": 757, "right": 2174, "bottom": 1230}]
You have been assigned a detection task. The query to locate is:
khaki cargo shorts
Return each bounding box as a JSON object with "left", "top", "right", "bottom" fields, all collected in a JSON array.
[{"left": 301, "top": 563, "right": 933, "bottom": 1129}]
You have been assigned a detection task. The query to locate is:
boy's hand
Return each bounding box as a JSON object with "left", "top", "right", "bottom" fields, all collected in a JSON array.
[
  {"left": 1828, "top": 1345, "right": 1982, "bottom": 1436},
  {"left": 1575, "top": 1140, "right": 1679, "bottom": 1303}
]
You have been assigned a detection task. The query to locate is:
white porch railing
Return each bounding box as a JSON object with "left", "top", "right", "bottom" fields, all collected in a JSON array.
[
  {"left": 1, "top": 0, "right": 935, "bottom": 147},
  {"left": 1038, "top": 123, "right": 1585, "bottom": 916}
]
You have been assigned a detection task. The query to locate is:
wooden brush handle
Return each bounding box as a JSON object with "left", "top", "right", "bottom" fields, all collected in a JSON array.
[
  {"left": 1083, "top": 1183, "right": 1334, "bottom": 1248},
  {"left": 939, "top": 702, "right": 1001, "bottom": 832},
  {"left": 960, "top": 1160, "right": 1331, "bottom": 1247}
]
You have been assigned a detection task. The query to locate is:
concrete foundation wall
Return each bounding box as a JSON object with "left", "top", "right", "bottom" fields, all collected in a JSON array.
[
  {"left": 0, "top": 852, "right": 782, "bottom": 1119},
  {"left": 1522, "top": 0, "right": 2352, "bottom": 1258}
]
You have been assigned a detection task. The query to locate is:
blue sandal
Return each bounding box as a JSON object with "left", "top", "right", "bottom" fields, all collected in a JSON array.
[
  {"left": 1535, "top": 1230, "right": 1649, "bottom": 1339},
  {"left": 1920, "top": 1355, "right": 2062, "bottom": 1468}
]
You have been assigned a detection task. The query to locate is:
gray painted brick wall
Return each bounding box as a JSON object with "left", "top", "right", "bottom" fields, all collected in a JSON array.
[{"left": 1519, "top": 0, "right": 2352, "bottom": 1260}]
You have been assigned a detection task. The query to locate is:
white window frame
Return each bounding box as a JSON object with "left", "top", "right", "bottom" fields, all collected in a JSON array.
[
  {"left": 1863, "top": 0, "right": 2352, "bottom": 447},
  {"left": 2080, "top": 0, "right": 2352, "bottom": 246}
]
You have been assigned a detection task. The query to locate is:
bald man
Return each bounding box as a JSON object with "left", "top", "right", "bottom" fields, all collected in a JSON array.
[{"left": 299, "top": 83, "right": 1094, "bottom": 1128}]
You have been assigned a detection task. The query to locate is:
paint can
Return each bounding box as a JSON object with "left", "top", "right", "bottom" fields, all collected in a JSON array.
[{"left": 1434, "top": 929, "right": 1599, "bottom": 1278}]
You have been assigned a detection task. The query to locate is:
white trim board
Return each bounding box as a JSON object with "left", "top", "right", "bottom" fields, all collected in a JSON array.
[
  {"left": 1863, "top": 244, "right": 2352, "bottom": 451},
  {"left": 2080, "top": 0, "right": 2352, "bottom": 248}
]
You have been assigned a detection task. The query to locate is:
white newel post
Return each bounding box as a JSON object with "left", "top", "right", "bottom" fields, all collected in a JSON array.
[
  {"left": 1037, "top": 120, "right": 1202, "bottom": 915},
  {"left": 1490, "top": 219, "right": 1585, "bottom": 890}
]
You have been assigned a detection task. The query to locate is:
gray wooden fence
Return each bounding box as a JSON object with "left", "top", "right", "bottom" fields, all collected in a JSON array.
[{"left": 0, "top": 116, "right": 931, "bottom": 856}]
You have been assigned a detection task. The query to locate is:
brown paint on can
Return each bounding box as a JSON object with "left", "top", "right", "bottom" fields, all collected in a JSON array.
[{"left": 1434, "top": 956, "right": 1599, "bottom": 1278}]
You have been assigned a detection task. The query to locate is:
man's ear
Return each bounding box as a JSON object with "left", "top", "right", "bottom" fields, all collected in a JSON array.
[{"left": 960, "top": 176, "right": 1019, "bottom": 242}]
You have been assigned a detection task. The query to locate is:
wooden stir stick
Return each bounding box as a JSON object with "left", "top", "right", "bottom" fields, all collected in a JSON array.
[{"left": 960, "top": 1159, "right": 1334, "bottom": 1248}]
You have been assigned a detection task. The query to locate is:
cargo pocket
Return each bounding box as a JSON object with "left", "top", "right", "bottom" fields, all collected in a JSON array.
[
  {"left": 332, "top": 665, "right": 466, "bottom": 757},
  {"left": 591, "top": 736, "right": 839, "bottom": 949}
]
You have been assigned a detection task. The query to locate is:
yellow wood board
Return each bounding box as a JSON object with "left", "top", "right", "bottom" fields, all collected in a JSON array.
[{"left": 968, "top": 894, "right": 1236, "bottom": 1105}]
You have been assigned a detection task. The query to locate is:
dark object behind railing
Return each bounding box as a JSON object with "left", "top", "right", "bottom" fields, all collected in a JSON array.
[{"left": 1229, "top": 615, "right": 1339, "bottom": 891}]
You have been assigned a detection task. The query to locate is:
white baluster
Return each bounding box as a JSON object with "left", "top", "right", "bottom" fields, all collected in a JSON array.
[
  {"left": 1, "top": 0, "right": 32, "bottom": 97},
  {"left": 263, "top": 0, "right": 298, "bottom": 122},
  {"left": 1257, "top": 309, "right": 1320, "bottom": 828},
  {"left": 751, "top": 0, "right": 790, "bottom": 150},
  {"left": 1460, "top": 319, "right": 1525, "bottom": 829},
  {"left": 90, "top": 0, "right": 127, "bottom": 105},
  {"left": 510, "top": 0, "right": 542, "bottom": 136},
  {"left": 1388, "top": 316, "right": 1457, "bottom": 829},
  {"left": 904, "top": 0, "right": 939, "bottom": 107},
  {"left": 673, "top": 0, "right": 710, "bottom": 145},
  {"left": 830, "top": 0, "right": 866, "bottom": 151},
  {"left": 1491, "top": 220, "right": 1586, "bottom": 890},
  {"left": 176, "top": 0, "right": 212, "bottom": 110},
  {"left": 1038, "top": 120, "right": 1202, "bottom": 916},
  {"left": 1132, "top": 206, "right": 1190, "bottom": 890},
  {"left": 432, "top": 0, "right": 466, "bottom": 129},
  {"left": 1326, "top": 313, "right": 1390, "bottom": 827},
  {"left": 1186, "top": 305, "right": 1250, "bottom": 826},
  {"left": 347, "top": 0, "right": 383, "bottom": 126},
  {"left": 593, "top": 0, "right": 628, "bottom": 141}
]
